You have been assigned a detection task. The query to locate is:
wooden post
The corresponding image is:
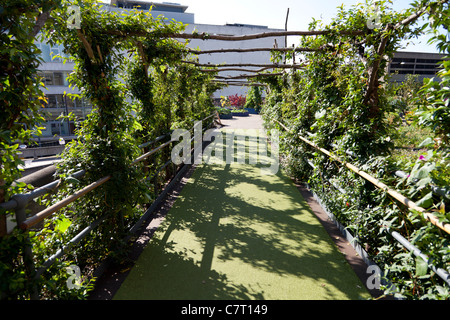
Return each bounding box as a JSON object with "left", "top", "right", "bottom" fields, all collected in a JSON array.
[
  {"left": 76, "top": 29, "right": 96, "bottom": 63},
  {"left": 284, "top": 8, "right": 289, "bottom": 64}
]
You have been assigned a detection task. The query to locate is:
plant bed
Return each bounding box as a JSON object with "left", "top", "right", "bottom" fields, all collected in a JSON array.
[
  {"left": 244, "top": 108, "right": 259, "bottom": 114},
  {"left": 219, "top": 113, "right": 233, "bottom": 119},
  {"left": 231, "top": 111, "right": 249, "bottom": 117}
]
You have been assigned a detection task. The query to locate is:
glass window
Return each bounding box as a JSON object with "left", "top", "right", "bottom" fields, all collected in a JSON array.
[
  {"left": 40, "top": 43, "right": 52, "bottom": 62},
  {"left": 66, "top": 97, "right": 75, "bottom": 109},
  {"left": 55, "top": 94, "right": 65, "bottom": 108},
  {"left": 47, "top": 95, "right": 57, "bottom": 108},
  {"left": 44, "top": 72, "right": 54, "bottom": 85},
  {"left": 53, "top": 73, "right": 64, "bottom": 85},
  {"left": 63, "top": 72, "right": 70, "bottom": 86},
  {"left": 417, "top": 70, "right": 437, "bottom": 75},
  {"left": 51, "top": 122, "right": 61, "bottom": 135}
]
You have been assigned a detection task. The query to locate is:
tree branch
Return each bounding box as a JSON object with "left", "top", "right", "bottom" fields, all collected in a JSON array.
[
  {"left": 201, "top": 67, "right": 273, "bottom": 73},
  {"left": 183, "top": 61, "right": 306, "bottom": 69},
  {"left": 211, "top": 80, "right": 267, "bottom": 87},
  {"left": 188, "top": 46, "right": 321, "bottom": 55},
  {"left": 167, "top": 30, "right": 366, "bottom": 41},
  {"left": 32, "top": 10, "right": 52, "bottom": 37},
  {"left": 105, "top": 29, "right": 367, "bottom": 40},
  {"left": 215, "top": 73, "right": 284, "bottom": 80}
]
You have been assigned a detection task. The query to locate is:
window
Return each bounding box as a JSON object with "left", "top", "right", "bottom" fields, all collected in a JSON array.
[
  {"left": 50, "top": 46, "right": 61, "bottom": 62},
  {"left": 390, "top": 63, "right": 415, "bottom": 69},
  {"left": 43, "top": 72, "right": 54, "bottom": 85},
  {"left": 37, "top": 72, "right": 68, "bottom": 86},
  {"left": 51, "top": 122, "right": 61, "bottom": 135},
  {"left": 392, "top": 58, "right": 415, "bottom": 63},
  {"left": 53, "top": 72, "right": 64, "bottom": 86},
  {"left": 417, "top": 70, "right": 437, "bottom": 75},
  {"left": 46, "top": 95, "right": 57, "bottom": 108},
  {"left": 44, "top": 94, "right": 65, "bottom": 108},
  {"left": 55, "top": 95, "right": 64, "bottom": 107}
]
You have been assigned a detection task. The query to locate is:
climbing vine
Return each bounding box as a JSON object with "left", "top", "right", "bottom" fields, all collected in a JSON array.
[
  {"left": 1, "top": 0, "right": 218, "bottom": 299},
  {"left": 261, "top": 0, "right": 450, "bottom": 299},
  {"left": 2, "top": 0, "right": 448, "bottom": 300}
]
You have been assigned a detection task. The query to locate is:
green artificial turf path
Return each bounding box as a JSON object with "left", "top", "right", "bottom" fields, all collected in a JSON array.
[{"left": 114, "top": 126, "right": 370, "bottom": 300}]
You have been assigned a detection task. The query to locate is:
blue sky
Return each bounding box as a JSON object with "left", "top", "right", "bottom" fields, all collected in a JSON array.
[{"left": 102, "top": 0, "right": 441, "bottom": 53}]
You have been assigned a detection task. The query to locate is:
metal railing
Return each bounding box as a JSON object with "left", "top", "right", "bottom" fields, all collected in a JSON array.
[
  {"left": 0, "top": 113, "right": 216, "bottom": 299},
  {"left": 272, "top": 118, "right": 450, "bottom": 287}
]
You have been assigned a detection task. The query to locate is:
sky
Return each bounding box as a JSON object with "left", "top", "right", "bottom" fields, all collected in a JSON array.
[{"left": 103, "top": 0, "right": 442, "bottom": 53}]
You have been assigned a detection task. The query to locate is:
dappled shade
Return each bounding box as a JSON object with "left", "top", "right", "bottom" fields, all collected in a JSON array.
[{"left": 114, "top": 129, "right": 369, "bottom": 300}]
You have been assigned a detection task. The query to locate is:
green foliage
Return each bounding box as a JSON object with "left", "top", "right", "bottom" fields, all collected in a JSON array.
[
  {"left": 415, "top": 60, "right": 450, "bottom": 145},
  {"left": 244, "top": 86, "right": 263, "bottom": 112},
  {"left": 1, "top": 0, "right": 218, "bottom": 299},
  {"left": 216, "top": 107, "right": 231, "bottom": 115},
  {"left": 261, "top": 0, "right": 450, "bottom": 299},
  {"left": 0, "top": 0, "right": 59, "bottom": 200}
]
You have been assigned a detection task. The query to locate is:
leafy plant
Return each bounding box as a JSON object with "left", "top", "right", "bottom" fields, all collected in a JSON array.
[
  {"left": 261, "top": 0, "right": 450, "bottom": 300},
  {"left": 1, "top": 0, "right": 219, "bottom": 299},
  {"left": 228, "top": 94, "right": 246, "bottom": 108},
  {"left": 245, "top": 86, "right": 263, "bottom": 112}
]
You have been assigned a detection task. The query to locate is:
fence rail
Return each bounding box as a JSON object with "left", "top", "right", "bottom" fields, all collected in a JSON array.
[
  {"left": 274, "top": 119, "right": 450, "bottom": 235},
  {"left": 272, "top": 118, "right": 450, "bottom": 287},
  {"left": 0, "top": 113, "right": 216, "bottom": 299}
]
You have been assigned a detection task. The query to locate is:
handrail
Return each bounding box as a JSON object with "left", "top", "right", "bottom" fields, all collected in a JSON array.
[
  {"left": 389, "top": 229, "right": 450, "bottom": 287},
  {"left": 273, "top": 119, "right": 450, "bottom": 235},
  {"left": 272, "top": 119, "right": 450, "bottom": 287},
  {"left": 0, "top": 112, "right": 216, "bottom": 299},
  {"left": 138, "top": 133, "right": 169, "bottom": 149},
  {"left": 20, "top": 175, "right": 112, "bottom": 230},
  {"left": 132, "top": 139, "right": 173, "bottom": 165},
  {"left": 19, "top": 113, "right": 216, "bottom": 229},
  {"left": 1, "top": 113, "right": 216, "bottom": 230}
]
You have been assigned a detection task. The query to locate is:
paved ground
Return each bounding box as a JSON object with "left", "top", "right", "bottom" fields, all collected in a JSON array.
[{"left": 110, "top": 114, "right": 373, "bottom": 300}]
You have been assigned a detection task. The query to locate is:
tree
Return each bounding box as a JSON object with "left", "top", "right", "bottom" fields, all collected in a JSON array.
[{"left": 245, "top": 86, "right": 263, "bottom": 112}]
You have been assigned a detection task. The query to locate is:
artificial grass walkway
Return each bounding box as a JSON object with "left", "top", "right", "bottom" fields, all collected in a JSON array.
[{"left": 113, "top": 128, "right": 370, "bottom": 300}]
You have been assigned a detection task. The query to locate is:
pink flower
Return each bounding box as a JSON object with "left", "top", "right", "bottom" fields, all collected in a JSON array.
[{"left": 419, "top": 155, "right": 426, "bottom": 161}]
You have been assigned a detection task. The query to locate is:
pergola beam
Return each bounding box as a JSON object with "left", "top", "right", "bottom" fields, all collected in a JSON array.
[
  {"left": 215, "top": 73, "right": 283, "bottom": 80},
  {"left": 183, "top": 60, "right": 306, "bottom": 69},
  {"left": 188, "top": 46, "right": 322, "bottom": 55},
  {"left": 167, "top": 30, "right": 366, "bottom": 41},
  {"left": 211, "top": 80, "right": 267, "bottom": 87}
]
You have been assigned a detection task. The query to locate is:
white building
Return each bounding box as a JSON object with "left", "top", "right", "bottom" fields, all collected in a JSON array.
[
  {"left": 34, "top": 42, "right": 91, "bottom": 143},
  {"left": 34, "top": 1, "right": 284, "bottom": 141},
  {"left": 109, "top": 0, "right": 285, "bottom": 98},
  {"left": 184, "top": 23, "right": 285, "bottom": 98}
]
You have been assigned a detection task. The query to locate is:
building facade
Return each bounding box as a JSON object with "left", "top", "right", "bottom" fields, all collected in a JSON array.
[
  {"left": 388, "top": 51, "right": 447, "bottom": 83},
  {"left": 184, "top": 22, "right": 285, "bottom": 98},
  {"left": 34, "top": 1, "right": 284, "bottom": 141},
  {"left": 34, "top": 42, "right": 92, "bottom": 144}
]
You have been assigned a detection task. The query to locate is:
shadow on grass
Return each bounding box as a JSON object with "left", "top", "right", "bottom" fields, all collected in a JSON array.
[{"left": 114, "top": 132, "right": 369, "bottom": 300}]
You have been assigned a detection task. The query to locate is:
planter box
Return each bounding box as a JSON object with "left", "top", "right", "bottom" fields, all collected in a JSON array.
[
  {"left": 219, "top": 113, "right": 233, "bottom": 119},
  {"left": 231, "top": 111, "right": 249, "bottom": 117},
  {"left": 244, "top": 108, "right": 259, "bottom": 114}
]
